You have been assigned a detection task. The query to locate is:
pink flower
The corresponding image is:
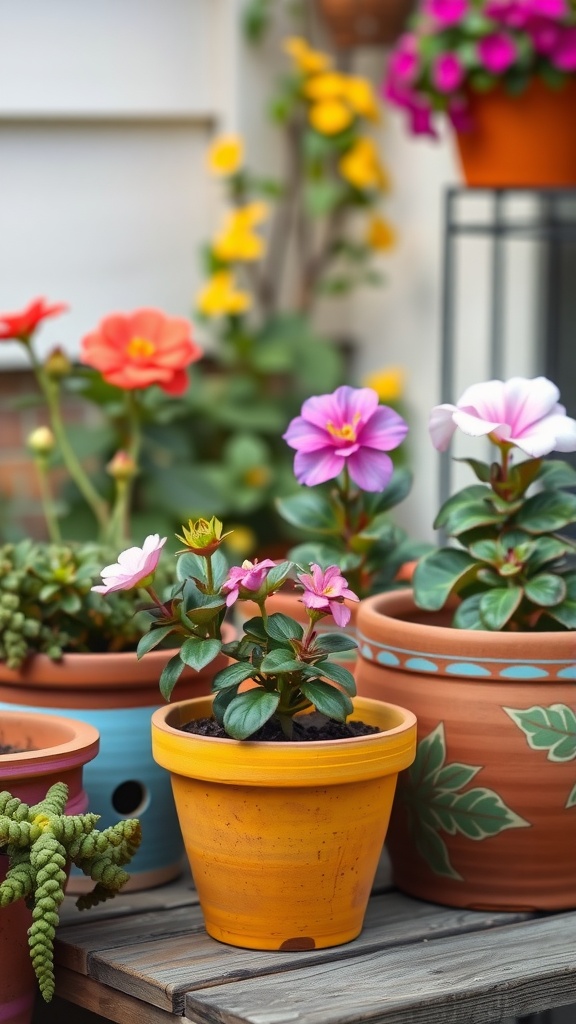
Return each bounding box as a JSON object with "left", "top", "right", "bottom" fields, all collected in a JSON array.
[
  {"left": 222, "top": 558, "right": 277, "bottom": 607},
  {"left": 551, "top": 27, "right": 576, "bottom": 70},
  {"left": 423, "top": 0, "right": 468, "bottom": 27},
  {"left": 432, "top": 53, "right": 465, "bottom": 93},
  {"left": 448, "top": 95, "right": 473, "bottom": 132},
  {"left": 387, "top": 34, "right": 420, "bottom": 85},
  {"left": 92, "top": 534, "right": 166, "bottom": 594},
  {"left": 283, "top": 385, "right": 409, "bottom": 491},
  {"left": 485, "top": 1, "right": 529, "bottom": 29},
  {"left": 478, "top": 33, "right": 518, "bottom": 74},
  {"left": 526, "top": 15, "right": 562, "bottom": 54},
  {"left": 429, "top": 377, "right": 576, "bottom": 458},
  {"left": 529, "top": 0, "right": 568, "bottom": 18},
  {"left": 298, "top": 564, "right": 359, "bottom": 628}
]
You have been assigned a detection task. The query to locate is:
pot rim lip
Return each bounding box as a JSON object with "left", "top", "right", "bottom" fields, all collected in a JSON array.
[
  {"left": 0, "top": 709, "right": 99, "bottom": 770},
  {"left": 357, "top": 588, "right": 576, "bottom": 652},
  {"left": 151, "top": 694, "right": 417, "bottom": 748}
]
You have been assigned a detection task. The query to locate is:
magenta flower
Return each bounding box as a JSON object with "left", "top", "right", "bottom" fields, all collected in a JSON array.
[
  {"left": 222, "top": 558, "right": 277, "bottom": 607},
  {"left": 423, "top": 0, "right": 468, "bottom": 27},
  {"left": 551, "top": 27, "right": 576, "bottom": 70},
  {"left": 485, "top": 1, "right": 529, "bottom": 29},
  {"left": 298, "top": 564, "right": 359, "bottom": 628},
  {"left": 283, "top": 385, "right": 409, "bottom": 492},
  {"left": 448, "top": 95, "right": 473, "bottom": 132},
  {"left": 529, "top": 0, "right": 568, "bottom": 18},
  {"left": 92, "top": 534, "right": 166, "bottom": 594},
  {"left": 527, "top": 15, "right": 562, "bottom": 54},
  {"left": 387, "top": 33, "right": 420, "bottom": 85},
  {"left": 429, "top": 376, "right": 576, "bottom": 458},
  {"left": 432, "top": 52, "right": 465, "bottom": 93},
  {"left": 478, "top": 32, "right": 518, "bottom": 74}
]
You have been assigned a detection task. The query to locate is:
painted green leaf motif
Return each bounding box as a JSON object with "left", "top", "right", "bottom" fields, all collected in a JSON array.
[
  {"left": 504, "top": 705, "right": 576, "bottom": 762},
  {"left": 401, "top": 722, "right": 530, "bottom": 880},
  {"left": 566, "top": 783, "right": 576, "bottom": 809}
]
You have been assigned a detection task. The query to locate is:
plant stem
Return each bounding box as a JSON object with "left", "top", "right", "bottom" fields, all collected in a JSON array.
[{"left": 33, "top": 456, "right": 62, "bottom": 544}]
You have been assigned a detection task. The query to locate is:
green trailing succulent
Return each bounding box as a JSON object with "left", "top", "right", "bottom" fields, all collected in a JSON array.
[
  {"left": 0, "top": 539, "right": 172, "bottom": 670},
  {"left": 0, "top": 781, "right": 142, "bottom": 1002}
]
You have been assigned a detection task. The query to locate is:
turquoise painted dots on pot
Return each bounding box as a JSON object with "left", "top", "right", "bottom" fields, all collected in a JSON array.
[
  {"left": 404, "top": 657, "right": 438, "bottom": 673},
  {"left": 376, "top": 650, "right": 401, "bottom": 666},
  {"left": 445, "top": 662, "right": 492, "bottom": 677},
  {"left": 498, "top": 665, "right": 549, "bottom": 679},
  {"left": 360, "top": 644, "right": 374, "bottom": 660},
  {"left": 558, "top": 666, "right": 576, "bottom": 679}
]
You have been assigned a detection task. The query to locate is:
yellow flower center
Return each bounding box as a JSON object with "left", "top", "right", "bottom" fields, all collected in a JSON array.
[
  {"left": 127, "top": 336, "right": 155, "bottom": 360},
  {"left": 326, "top": 414, "right": 360, "bottom": 443},
  {"left": 32, "top": 813, "right": 51, "bottom": 832}
]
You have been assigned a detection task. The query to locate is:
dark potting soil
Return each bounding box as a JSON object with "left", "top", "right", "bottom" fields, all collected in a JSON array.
[
  {"left": 0, "top": 743, "right": 25, "bottom": 754},
  {"left": 179, "top": 712, "right": 380, "bottom": 742}
]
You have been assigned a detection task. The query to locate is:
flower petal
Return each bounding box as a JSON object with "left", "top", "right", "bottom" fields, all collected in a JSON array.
[
  {"left": 358, "top": 405, "right": 409, "bottom": 451},
  {"left": 293, "top": 449, "right": 345, "bottom": 486},
  {"left": 346, "top": 448, "right": 393, "bottom": 492},
  {"left": 429, "top": 404, "right": 459, "bottom": 451}
]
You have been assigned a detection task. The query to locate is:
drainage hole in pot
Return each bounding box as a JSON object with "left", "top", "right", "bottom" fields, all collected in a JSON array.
[{"left": 111, "top": 780, "right": 149, "bottom": 817}]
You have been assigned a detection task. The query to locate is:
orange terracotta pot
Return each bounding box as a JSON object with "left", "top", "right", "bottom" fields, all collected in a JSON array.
[
  {"left": 0, "top": 637, "right": 232, "bottom": 892},
  {"left": 456, "top": 78, "right": 576, "bottom": 188},
  {"left": 151, "top": 694, "right": 416, "bottom": 950},
  {"left": 317, "top": 0, "right": 415, "bottom": 47},
  {"left": 356, "top": 589, "right": 576, "bottom": 911},
  {"left": 0, "top": 710, "right": 99, "bottom": 1024}
]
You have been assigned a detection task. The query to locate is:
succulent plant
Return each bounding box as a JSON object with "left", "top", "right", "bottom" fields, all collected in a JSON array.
[
  {"left": 0, "top": 538, "right": 173, "bottom": 670},
  {"left": 0, "top": 781, "right": 142, "bottom": 1001}
]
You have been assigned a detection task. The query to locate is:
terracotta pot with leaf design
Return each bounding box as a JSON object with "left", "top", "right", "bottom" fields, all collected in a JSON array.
[{"left": 355, "top": 589, "right": 576, "bottom": 911}]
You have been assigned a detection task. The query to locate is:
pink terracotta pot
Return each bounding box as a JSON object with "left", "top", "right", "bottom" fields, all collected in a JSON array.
[
  {"left": 356, "top": 589, "right": 576, "bottom": 911},
  {"left": 0, "top": 710, "right": 99, "bottom": 1024}
]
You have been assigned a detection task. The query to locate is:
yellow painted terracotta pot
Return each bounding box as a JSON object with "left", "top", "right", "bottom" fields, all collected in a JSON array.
[
  {"left": 151, "top": 694, "right": 416, "bottom": 951},
  {"left": 356, "top": 589, "right": 576, "bottom": 911}
]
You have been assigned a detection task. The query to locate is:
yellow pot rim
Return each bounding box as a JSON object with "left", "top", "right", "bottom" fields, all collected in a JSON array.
[{"left": 151, "top": 695, "right": 416, "bottom": 787}]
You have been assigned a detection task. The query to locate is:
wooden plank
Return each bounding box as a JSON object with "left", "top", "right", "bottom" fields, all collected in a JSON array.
[
  {"left": 67, "top": 892, "right": 531, "bottom": 1016},
  {"left": 54, "top": 967, "right": 183, "bottom": 1024},
  {"left": 183, "top": 911, "right": 576, "bottom": 1024},
  {"left": 58, "top": 870, "right": 199, "bottom": 925}
]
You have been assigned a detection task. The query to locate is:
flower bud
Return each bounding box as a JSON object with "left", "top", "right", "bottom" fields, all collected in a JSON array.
[
  {"left": 176, "top": 516, "right": 231, "bottom": 555},
  {"left": 27, "top": 426, "right": 55, "bottom": 457},
  {"left": 106, "top": 450, "right": 137, "bottom": 481},
  {"left": 44, "top": 346, "right": 72, "bottom": 379}
]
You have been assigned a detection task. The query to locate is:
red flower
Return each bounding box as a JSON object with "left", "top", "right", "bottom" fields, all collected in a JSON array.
[
  {"left": 81, "top": 308, "right": 202, "bottom": 395},
  {"left": 0, "top": 297, "right": 68, "bottom": 342}
]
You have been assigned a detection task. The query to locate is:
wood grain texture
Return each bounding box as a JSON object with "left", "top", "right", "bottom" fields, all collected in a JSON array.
[
  {"left": 183, "top": 911, "right": 576, "bottom": 1024},
  {"left": 54, "top": 967, "right": 184, "bottom": 1024},
  {"left": 57, "top": 890, "right": 531, "bottom": 1016}
]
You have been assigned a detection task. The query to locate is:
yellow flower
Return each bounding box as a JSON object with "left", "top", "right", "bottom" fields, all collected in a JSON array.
[
  {"left": 309, "top": 99, "right": 354, "bottom": 136},
  {"left": 284, "top": 36, "right": 332, "bottom": 75},
  {"left": 176, "top": 516, "right": 232, "bottom": 555},
  {"left": 363, "top": 367, "right": 405, "bottom": 404},
  {"left": 338, "top": 137, "right": 389, "bottom": 190},
  {"left": 207, "top": 135, "right": 244, "bottom": 176},
  {"left": 341, "top": 76, "right": 381, "bottom": 122},
  {"left": 197, "top": 271, "right": 252, "bottom": 317},
  {"left": 303, "top": 72, "right": 347, "bottom": 102},
  {"left": 223, "top": 524, "right": 257, "bottom": 558},
  {"left": 213, "top": 204, "right": 268, "bottom": 262},
  {"left": 367, "top": 215, "right": 396, "bottom": 251}
]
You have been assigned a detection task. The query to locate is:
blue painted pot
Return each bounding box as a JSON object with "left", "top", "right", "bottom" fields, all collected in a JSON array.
[{"left": 0, "top": 645, "right": 229, "bottom": 891}]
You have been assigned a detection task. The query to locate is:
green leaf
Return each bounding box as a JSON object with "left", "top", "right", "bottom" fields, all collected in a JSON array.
[
  {"left": 514, "top": 490, "right": 576, "bottom": 534},
  {"left": 524, "top": 573, "right": 566, "bottom": 608},
  {"left": 159, "top": 654, "right": 185, "bottom": 701},
  {"left": 313, "top": 633, "right": 358, "bottom": 654},
  {"left": 442, "top": 499, "right": 506, "bottom": 536},
  {"left": 537, "top": 459, "right": 576, "bottom": 491},
  {"left": 265, "top": 613, "right": 304, "bottom": 644},
  {"left": 304, "top": 180, "right": 346, "bottom": 217},
  {"left": 508, "top": 457, "right": 543, "bottom": 496},
  {"left": 504, "top": 705, "right": 576, "bottom": 762},
  {"left": 298, "top": 680, "right": 353, "bottom": 721},
  {"left": 434, "top": 484, "right": 493, "bottom": 529},
  {"left": 545, "top": 572, "right": 576, "bottom": 629},
  {"left": 447, "top": 788, "right": 529, "bottom": 839},
  {"left": 212, "top": 685, "right": 240, "bottom": 725},
  {"left": 435, "top": 763, "right": 481, "bottom": 791},
  {"left": 212, "top": 662, "right": 255, "bottom": 691},
  {"left": 454, "top": 457, "right": 492, "bottom": 483},
  {"left": 223, "top": 689, "right": 280, "bottom": 739},
  {"left": 136, "top": 625, "right": 175, "bottom": 658},
  {"left": 412, "top": 821, "right": 462, "bottom": 881},
  {"left": 259, "top": 649, "right": 304, "bottom": 673},
  {"left": 451, "top": 593, "right": 485, "bottom": 630},
  {"left": 179, "top": 637, "right": 222, "bottom": 672},
  {"left": 526, "top": 536, "right": 575, "bottom": 573},
  {"left": 315, "top": 661, "right": 357, "bottom": 696},
  {"left": 413, "top": 549, "right": 479, "bottom": 611},
  {"left": 468, "top": 539, "right": 502, "bottom": 564},
  {"left": 409, "top": 723, "right": 446, "bottom": 786},
  {"left": 265, "top": 561, "right": 294, "bottom": 593},
  {"left": 479, "top": 586, "right": 523, "bottom": 629},
  {"left": 566, "top": 783, "right": 576, "bottom": 809},
  {"left": 367, "top": 467, "right": 413, "bottom": 514},
  {"left": 287, "top": 541, "right": 346, "bottom": 571},
  {"left": 276, "top": 491, "right": 340, "bottom": 535}
]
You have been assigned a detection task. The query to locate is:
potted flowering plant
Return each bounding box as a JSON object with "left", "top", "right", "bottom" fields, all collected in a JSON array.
[
  {"left": 355, "top": 375, "right": 576, "bottom": 911},
  {"left": 384, "top": 0, "right": 576, "bottom": 186},
  {"left": 0, "top": 297, "right": 226, "bottom": 892},
  {"left": 93, "top": 522, "right": 417, "bottom": 951}
]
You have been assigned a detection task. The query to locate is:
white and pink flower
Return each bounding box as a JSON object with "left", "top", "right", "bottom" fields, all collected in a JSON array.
[{"left": 91, "top": 534, "right": 167, "bottom": 594}]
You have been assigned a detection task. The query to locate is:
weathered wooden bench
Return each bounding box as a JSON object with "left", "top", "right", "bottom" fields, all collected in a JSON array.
[{"left": 39, "top": 854, "right": 576, "bottom": 1024}]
